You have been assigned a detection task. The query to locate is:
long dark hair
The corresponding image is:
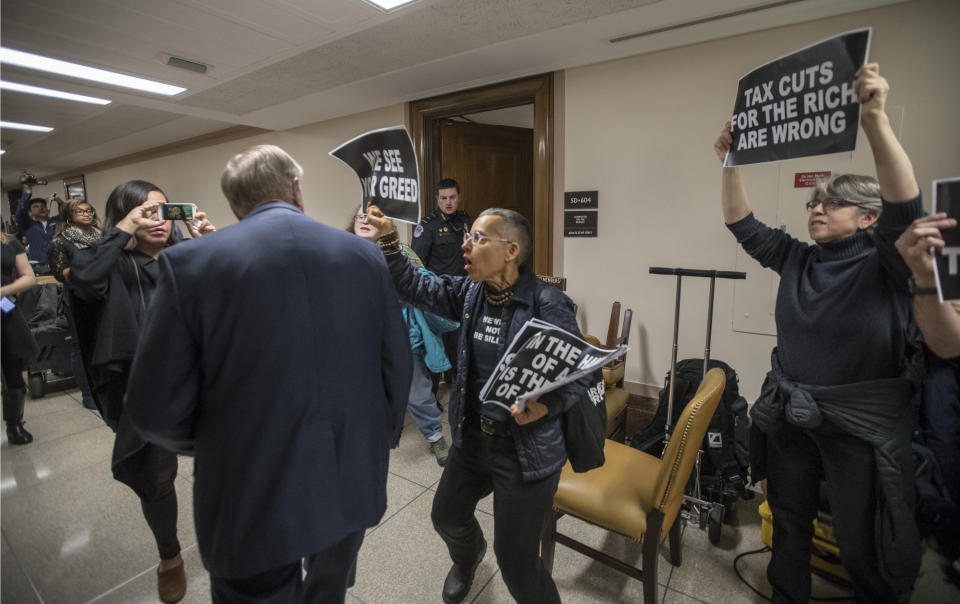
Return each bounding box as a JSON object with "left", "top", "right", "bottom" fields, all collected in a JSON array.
[{"left": 103, "top": 180, "right": 181, "bottom": 245}]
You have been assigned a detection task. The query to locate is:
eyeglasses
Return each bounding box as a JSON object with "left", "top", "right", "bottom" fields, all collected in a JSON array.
[
  {"left": 353, "top": 214, "right": 365, "bottom": 221},
  {"left": 463, "top": 231, "right": 513, "bottom": 246},
  {"left": 74, "top": 209, "right": 95, "bottom": 216},
  {"left": 805, "top": 197, "right": 866, "bottom": 212}
]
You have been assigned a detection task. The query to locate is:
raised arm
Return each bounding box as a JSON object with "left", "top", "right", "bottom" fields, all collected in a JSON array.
[
  {"left": 715, "top": 123, "right": 752, "bottom": 224},
  {"left": 856, "top": 63, "right": 920, "bottom": 203},
  {"left": 896, "top": 214, "right": 960, "bottom": 358}
]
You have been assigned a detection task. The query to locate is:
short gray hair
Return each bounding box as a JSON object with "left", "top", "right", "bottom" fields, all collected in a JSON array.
[
  {"left": 813, "top": 173, "right": 882, "bottom": 215},
  {"left": 221, "top": 144, "right": 303, "bottom": 215},
  {"left": 478, "top": 208, "right": 532, "bottom": 265}
]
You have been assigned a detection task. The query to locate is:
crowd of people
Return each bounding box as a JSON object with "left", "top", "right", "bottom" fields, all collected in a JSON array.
[{"left": 1, "top": 62, "right": 958, "bottom": 604}]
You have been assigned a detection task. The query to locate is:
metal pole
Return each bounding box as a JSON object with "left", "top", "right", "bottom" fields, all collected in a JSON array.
[
  {"left": 703, "top": 274, "right": 717, "bottom": 376},
  {"left": 665, "top": 275, "right": 682, "bottom": 441}
]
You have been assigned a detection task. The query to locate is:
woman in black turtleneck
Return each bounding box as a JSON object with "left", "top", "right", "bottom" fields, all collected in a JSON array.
[{"left": 715, "top": 63, "right": 922, "bottom": 603}]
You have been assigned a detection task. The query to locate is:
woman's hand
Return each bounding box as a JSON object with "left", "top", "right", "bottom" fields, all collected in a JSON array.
[
  {"left": 364, "top": 205, "right": 395, "bottom": 237},
  {"left": 186, "top": 210, "right": 216, "bottom": 238},
  {"left": 896, "top": 213, "right": 957, "bottom": 286},
  {"left": 855, "top": 62, "right": 889, "bottom": 122},
  {"left": 714, "top": 122, "right": 733, "bottom": 163},
  {"left": 511, "top": 399, "right": 548, "bottom": 425},
  {"left": 116, "top": 199, "right": 165, "bottom": 235}
]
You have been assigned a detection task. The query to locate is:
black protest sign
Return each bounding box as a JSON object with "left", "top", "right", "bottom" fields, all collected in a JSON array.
[
  {"left": 933, "top": 177, "right": 960, "bottom": 301},
  {"left": 479, "top": 318, "right": 626, "bottom": 412},
  {"left": 724, "top": 28, "right": 871, "bottom": 167},
  {"left": 330, "top": 126, "right": 421, "bottom": 224}
]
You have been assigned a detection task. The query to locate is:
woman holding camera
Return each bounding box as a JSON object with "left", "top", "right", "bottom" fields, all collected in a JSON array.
[
  {"left": 48, "top": 198, "right": 103, "bottom": 410},
  {"left": 69, "top": 180, "right": 214, "bottom": 604}
]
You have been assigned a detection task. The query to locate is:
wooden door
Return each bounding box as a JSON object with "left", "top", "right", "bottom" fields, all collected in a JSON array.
[{"left": 440, "top": 121, "right": 534, "bottom": 264}]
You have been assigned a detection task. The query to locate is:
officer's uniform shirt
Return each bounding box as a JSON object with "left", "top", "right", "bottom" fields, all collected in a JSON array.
[{"left": 411, "top": 208, "right": 472, "bottom": 277}]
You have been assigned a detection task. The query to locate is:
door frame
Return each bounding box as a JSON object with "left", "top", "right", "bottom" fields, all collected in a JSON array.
[{"left": 407, "top": 73, "right": 554, "bottom": 275}]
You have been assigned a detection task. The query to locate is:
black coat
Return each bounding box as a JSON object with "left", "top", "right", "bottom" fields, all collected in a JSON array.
[
  {"left": 386, "top": 253, "right": 588, "bottom": 481},
  {"left": 125, "top": 201, "right": 412, "bottom": 578}
]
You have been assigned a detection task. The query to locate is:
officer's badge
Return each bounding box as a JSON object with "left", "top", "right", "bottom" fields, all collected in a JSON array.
[{"left": 414, "top": 224, "right": 424, "bottom": 238}]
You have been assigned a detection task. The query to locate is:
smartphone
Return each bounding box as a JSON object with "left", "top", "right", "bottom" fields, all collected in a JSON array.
[{"left": 157, "top": 203, "right": 196, "bottom": 222}]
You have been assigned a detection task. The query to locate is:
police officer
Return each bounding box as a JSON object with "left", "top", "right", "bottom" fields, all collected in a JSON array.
[{"left": 412, "top": 178, "right": 472, "bottom": 277}]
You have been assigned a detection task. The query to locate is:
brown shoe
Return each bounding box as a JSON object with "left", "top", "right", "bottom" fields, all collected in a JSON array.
[{"left": 157, "top": 556, "right": 186, "bottom": 603}]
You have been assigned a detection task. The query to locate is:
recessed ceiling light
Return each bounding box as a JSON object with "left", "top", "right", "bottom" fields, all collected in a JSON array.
[
  {"left": 0, "top": 47, "right": 186, "bottom": 96},
  {"left": 0, "top": 149, "right": 5, "bottom": 155},
  {"left": 364, "top": 0, "right": 417, "bottom": 10},
  {"left": 1, "top": 80, "right": 112, "bottom": 105},
  {"left": 0, "top": 120, "right": 54, "bottom": 133}
]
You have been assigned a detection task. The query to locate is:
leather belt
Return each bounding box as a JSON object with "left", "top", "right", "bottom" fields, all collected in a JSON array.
[{"left": 479, "top": 415, "right": 512, "bottom": 438}]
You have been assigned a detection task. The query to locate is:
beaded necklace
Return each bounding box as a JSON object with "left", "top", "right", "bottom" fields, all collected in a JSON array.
[{"left": 484, "top": 285, "right": 515, "bottom": 306}]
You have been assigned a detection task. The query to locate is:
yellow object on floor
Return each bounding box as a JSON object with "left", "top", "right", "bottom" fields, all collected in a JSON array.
[{"left": 758, "top": 500, "right": 849, "bottom": 582}]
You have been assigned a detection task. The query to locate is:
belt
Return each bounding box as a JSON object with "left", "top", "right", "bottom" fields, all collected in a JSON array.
[{"left": 479, "top": 415, "right": 512, "bottom": 439}]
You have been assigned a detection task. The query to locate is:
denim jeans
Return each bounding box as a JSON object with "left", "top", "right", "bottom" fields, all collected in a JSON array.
[{"left": 408, "top": 355, "right": 443, "bottom": 442}]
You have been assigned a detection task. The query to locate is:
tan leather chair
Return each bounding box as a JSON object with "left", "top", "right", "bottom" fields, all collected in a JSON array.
[
  {"left": 541, "top": 368, "right": 726, "bottom": 604},
  {"left": 584, "top": 302, "right": 632, "bottom": 442}
]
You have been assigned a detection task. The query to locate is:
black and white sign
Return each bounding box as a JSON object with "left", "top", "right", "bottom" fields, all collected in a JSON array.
[
  {"left": 933, "top": 177, "right": 960, "bottom": 301},
  {"left": 564, "top": 211, "right": 598, "bottom": 237},
  {"left": 723, "top": 28, "right": 871, "bottom": 167},
  {"left": 479, "top": 318, "right": 627, "bottom": 412},
  {"left": 329, "top": 125, "right": 421, "bottom": 225},
  {"left": 564, "top": 190, "right": 598, "bottom": 210}
]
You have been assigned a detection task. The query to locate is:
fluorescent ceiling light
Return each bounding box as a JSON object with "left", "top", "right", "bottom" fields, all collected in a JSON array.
[
  {"left": 0, "top": 150, "right": 5, "bottom": 155},
  {"left": 0, "top": 47, "right": 186, "bottom": 96},
  {"left": 365, "top": 0, "right": 416, "bottom": 10},
  {"left": 0, "top": 120, "right": 54, "bottom": 133},
  {"left": 1, "top": 80, "right": 111, "bottom": 105}
]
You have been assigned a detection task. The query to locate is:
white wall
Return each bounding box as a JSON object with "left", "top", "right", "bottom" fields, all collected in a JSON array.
[
  {"left": 562, "top": 0, "right": 960, "bottom": 400},
  {"left": 79, "top": 105, "right": 405, "bottom": 232}
]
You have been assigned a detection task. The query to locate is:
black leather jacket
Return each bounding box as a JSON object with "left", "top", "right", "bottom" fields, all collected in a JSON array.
[{"left": 386, "top": 253, "right": 588, "bottom": 481}]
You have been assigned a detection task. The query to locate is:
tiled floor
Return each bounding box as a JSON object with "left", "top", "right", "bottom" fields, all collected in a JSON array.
[{"left": 2, "top": 389, "right": 958, "bottom": 603}]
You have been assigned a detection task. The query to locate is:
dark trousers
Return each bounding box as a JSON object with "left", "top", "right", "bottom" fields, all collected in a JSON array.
[
  {"left": 209, "top": 530, "right": 364, "bottom": 604},
  {"left": 766, "top": 423, "right": 895, "bottom": 604},
  {"left": 432, "top": 423, "right": 561, "bottom": 604}
]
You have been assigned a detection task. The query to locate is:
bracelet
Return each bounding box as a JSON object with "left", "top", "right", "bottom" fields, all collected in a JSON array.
[
  {"left": 378, "top": 230, "right": 400, "bottom": 255},
  {"left": 908, "top": 275, "right": 938, "bottom": 296}
]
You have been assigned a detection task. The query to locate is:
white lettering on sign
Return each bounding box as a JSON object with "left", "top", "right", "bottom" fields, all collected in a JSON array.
[{"left": 942, "top": 247, "right": 960, "bottom": 275}]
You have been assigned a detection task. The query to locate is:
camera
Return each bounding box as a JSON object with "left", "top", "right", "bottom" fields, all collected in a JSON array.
[
  {"left": 157, "top": 203, "right": 197, "bottom": 222},
  {"left": 20, "top": 172, "right": 48, "bottom": 186}
]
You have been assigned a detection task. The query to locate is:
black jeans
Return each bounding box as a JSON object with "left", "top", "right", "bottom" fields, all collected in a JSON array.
[
  {"left": 766, "top": 422, "right": 896, "bottom": 603},
  {"left": 209, "top": 530, "right": 364, "bottom": 604},
  {"left": 432, "top": 421, "right": 561, "bottom": 604}
]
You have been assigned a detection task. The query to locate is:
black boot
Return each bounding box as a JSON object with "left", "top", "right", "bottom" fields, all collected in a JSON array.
[
  {"left": 3, "top": 388, "right": 33, "bottom": 445},
  {"left": 442, "top": 539, "right": 486, "bottom": 604}
]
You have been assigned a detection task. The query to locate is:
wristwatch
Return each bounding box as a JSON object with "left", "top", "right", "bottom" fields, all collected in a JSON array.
[{"left": 908, "top": 276, "right": 938, "bottom": 296}]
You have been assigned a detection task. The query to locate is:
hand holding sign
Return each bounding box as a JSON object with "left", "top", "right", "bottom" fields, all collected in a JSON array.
[
  {"left": 510, "top": 399, "right": 548, "bottom": 425},
  {"left": 896, "top": 214, "right": 957, "bottom": 288},
  {"left": 854, "top": 62, "right": 888, "bottom": 121},
  {"left": 364, "top": 204, "right": 395, "bottom": 237}
]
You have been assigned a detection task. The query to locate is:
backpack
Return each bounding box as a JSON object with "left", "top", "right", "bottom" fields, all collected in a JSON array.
[
  {"left": 533, "top": 281, "right": 606, "bottom": 473},
  {"left": 630, "top": 359, "right": 749, "bottom": 493}
]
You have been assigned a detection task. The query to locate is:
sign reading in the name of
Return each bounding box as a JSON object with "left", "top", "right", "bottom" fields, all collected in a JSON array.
[
  {"left": 564, "top": 190, "right": 599, "bottom": 210},
  {"left": 564, "top": 211, "right": 598, "bottom": 238},
  {"left": 329, "top": 125, "right": 421, "bottom": 224},
  {"left": 723, "top": 28, "right": 871, "bottom": 167},
  {"left": 932, "top": 177, "right": 960, "bottom": 301},
  {"left": 479, "top": 318, "right": 627, "bottom": 413},
  {"left": 795, "top": 171, "right": 832, "bottom": 188}
]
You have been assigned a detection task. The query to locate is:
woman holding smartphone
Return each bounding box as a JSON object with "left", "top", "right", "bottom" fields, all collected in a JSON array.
[{"left": 69, "top": 180, "right": 214, "bottom": 604}]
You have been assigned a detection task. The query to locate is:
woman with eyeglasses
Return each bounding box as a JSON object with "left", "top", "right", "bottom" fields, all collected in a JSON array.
[
  {"left": 347, "top": 205, "right": 456, "bottom": 466},
  {"left": 714, "top": 63, "right": 922, "bottom": 602},
  {"left": 363, "top": 205, "right": 588, "bottom": 604},
  {"left": 48, "top": 198, "right": 103, "bottom": 409},
  {"left": 69, "top": 180, "right": 215, "bottom": 604}
]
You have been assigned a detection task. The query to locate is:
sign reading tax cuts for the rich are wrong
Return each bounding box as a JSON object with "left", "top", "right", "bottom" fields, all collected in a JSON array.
[
  {"left": 723, "top": 28, "right": 871, "bottom": 167},
  {"left": 329, "top": 125, "right": 421, "bottom": 225},
  {"left": 932, "top": 177, "right": 960, "bottom": 302}
]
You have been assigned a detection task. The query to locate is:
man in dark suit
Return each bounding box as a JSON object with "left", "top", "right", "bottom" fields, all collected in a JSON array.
[{"left": 126, "top": 144, "right": 412, "bottom": 603}]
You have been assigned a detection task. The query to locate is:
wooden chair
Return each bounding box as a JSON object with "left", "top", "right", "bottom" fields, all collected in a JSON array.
[
  {"left": 540, "top": 368, "right": 726, "bottom": 604},
  {"left": 584, "top": 301, "right": 632, "bottom": 442}
]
